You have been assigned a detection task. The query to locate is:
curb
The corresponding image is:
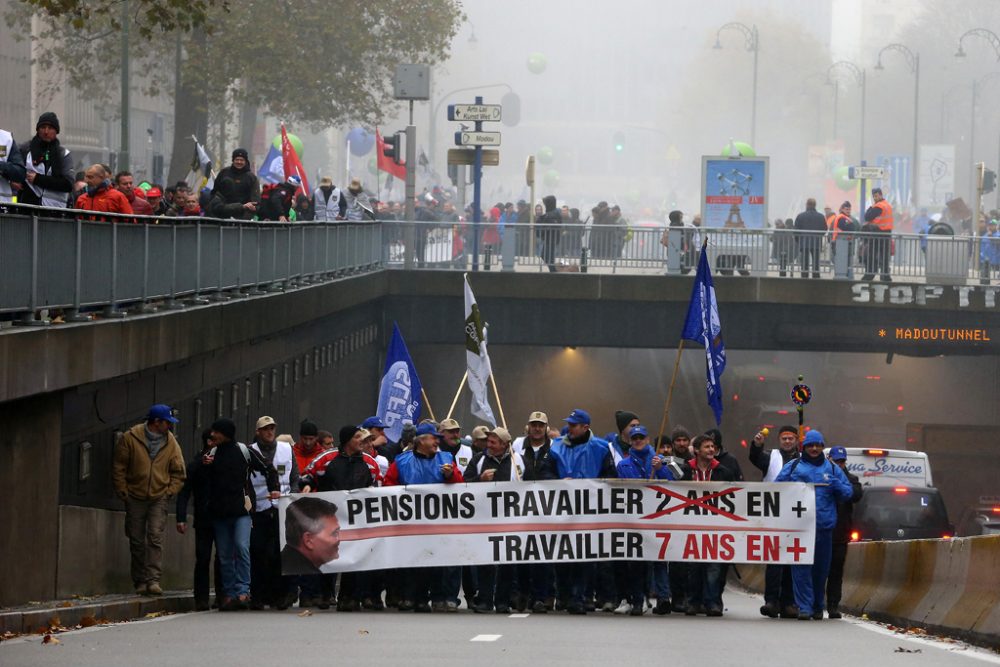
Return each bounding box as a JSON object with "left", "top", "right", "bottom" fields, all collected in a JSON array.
[{"left": 0, "top": 593, "right": 195, "bottom": 636}]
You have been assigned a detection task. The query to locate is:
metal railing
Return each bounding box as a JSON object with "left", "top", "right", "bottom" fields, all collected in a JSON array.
[
  {"left": 383, "top": 221, "right": 994, "bottom": 284},
  {"left": 0, "top": 204, "right": 382, "bottom": 324},
  {"left": 2, "top": 208, "right": 995, "bottom": 324}
]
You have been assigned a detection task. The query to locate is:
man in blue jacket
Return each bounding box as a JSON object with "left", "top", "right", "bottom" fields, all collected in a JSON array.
[
  {"left": 776, "top": 429, "right": 854, "bottom": 620},
  {"left": 541, "top": 409, "right": 616, "bottom": 614}
]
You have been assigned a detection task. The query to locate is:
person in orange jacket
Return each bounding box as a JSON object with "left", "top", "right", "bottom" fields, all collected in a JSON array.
[{"left": 75, "top": 164, "right": 133, "bottom": 220}]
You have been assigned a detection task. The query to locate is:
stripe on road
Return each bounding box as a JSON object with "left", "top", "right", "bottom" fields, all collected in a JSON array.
[{"left": 470, "top": 634, "right": 502, "bottom": 642}]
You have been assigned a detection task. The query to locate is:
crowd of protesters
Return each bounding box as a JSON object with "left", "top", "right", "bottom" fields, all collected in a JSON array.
[{"left": 127, "top": 399, "right": 865, "bottom": 619}]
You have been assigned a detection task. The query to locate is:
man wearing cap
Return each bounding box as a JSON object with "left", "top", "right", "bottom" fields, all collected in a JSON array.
[
  {"left": 14, "top": 112, "right": 73, "bottom": 209},
  {"left": 361, "top": 416, "right": 397, "bottom": 462},
  {"left": 205, "top": 418, "right": 279, "bottom": 611},
  {"left": 749, "top": 425, "right": 801, "bottom": 618},
  {"left": 776, "top": 429, "right": 855, "bottom": 620},
  {"left": 208, "top": 148, "right": 260, "bottom": 220},
  {"left": 541, "top": 409, "right": 616, "bottom": 614},
  {"left": 470, "top": 425, "right": 490, "bottom": 453},
  {"left": 313, "top": 176, "right": 346, "bottom": 221},
  {"left": 145, "top": 186, "right": 167, "bottom": 215},
  {"left": 862, "top": 187, "right": 893, "bottom": 281},
  {"left": 438, "top": 418, "right": 474, "bottom": 472},
  {"left": 113, "top": 404, "right": 187, "bottom": 596},
  {"left": 383, "top": 423, "right": 464, "bottom": 611},
  {"left": 511, "top": 411, "right": 555, "bottom": 612},
  {"left": 247, "top": 416, "right": 299, "bottom": 609},
  {"left": 827, "top": 446, "right": 863, "bottom": 619},
  {"left": 259, "top": 175, "right": 300, "bottom": 221},
  {"left": 466, "top": 426, "right": 524, "bottom": 613}
]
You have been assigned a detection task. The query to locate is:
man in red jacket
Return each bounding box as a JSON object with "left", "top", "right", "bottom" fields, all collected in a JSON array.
[
  {"left": 115, "top": 171, "right": 153, "bottom": 216},
  {"left": 76, "top": 164, "right": 132, "bottom": 219}
]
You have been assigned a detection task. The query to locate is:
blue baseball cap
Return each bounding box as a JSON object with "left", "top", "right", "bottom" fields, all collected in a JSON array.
[
  {"left": 629, "top": 425, "right": 649, "bottom": 439},
  {"left": 361, "top": 416, "right": 386, "bottom": 429},
  {"left": 147, "top": 404, "right": 178, "bottom": 424},
  {"left": 415, "top": 423, "right": 440, "bottom": 438},
  {"left": 829, "top": 446, "right": 848, "bottom": 461},
  {"left": 563, "top": 408, "right": 591, "bottom": 425},
  {"left": 802, "top": 430, "right": 825, "bottom": 446}
]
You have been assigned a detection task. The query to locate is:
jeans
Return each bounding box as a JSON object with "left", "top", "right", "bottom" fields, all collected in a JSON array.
[
  {"left": 214, "top": 515, "right": 252, "bottom": 598},
  {"left": 686, "top": 563, "right": 722, "bottom": 609},
  {"left": 651, "top": 563, "right": 671, "bottom": 600},
  {"left": 791, "top": 528, "right": 834, "bottom": 614}
]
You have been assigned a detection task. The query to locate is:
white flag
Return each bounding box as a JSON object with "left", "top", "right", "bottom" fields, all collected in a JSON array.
[{"left": 464, "top": 274, "right": 497, "bottom": 426}]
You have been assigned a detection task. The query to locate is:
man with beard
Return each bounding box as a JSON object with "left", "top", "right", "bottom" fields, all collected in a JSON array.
[
  {"left": 14, "top": 112, "right": 74, "bottom": 209},
  {"left": 208, "top": 148, "right": 260, "bottom": 219}
]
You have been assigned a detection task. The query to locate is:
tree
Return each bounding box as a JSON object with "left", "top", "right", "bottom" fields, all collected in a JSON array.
[{"left": 6, "top": 0, "right": 464, "bottom": 183}]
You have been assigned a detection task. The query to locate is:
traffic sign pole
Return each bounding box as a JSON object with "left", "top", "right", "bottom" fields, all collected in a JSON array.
[
  {"left": 472, "top": 96, "right": 483, "bottom": 272},
  {"left": 860, "top": 159, "right": 867, "bottom": 216}
]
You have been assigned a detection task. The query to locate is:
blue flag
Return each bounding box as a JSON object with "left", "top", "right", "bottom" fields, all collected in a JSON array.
[
  {"left": 257, "top": 145, "right": 284, "bottom": 184},
  {"left": 681, "top": 246, "right": 726, "bottom": 425},
  {"left": 376, "top": 323, "right": 423, "bottom": 443}
]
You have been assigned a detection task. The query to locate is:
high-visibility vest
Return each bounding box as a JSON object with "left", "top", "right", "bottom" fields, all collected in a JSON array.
[
  {"left": 830, "top": 213, "right": 851, "bottom": 241},
  {"left": 871, "top": 199, "right": 893, "bottom": 232}
]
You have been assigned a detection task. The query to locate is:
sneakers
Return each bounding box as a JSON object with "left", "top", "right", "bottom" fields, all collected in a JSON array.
[
  {"left": 797, "top": 612, "right": 811, "bottom": 621},
  {"left": 431, "top": 601, "right": 447, "bottom": 613},
  {"left": 760, "top": 602, "right": 779, "bottom": 618},
  {"left": 629, "top": 606, "right": 644, "bottom": 617},
  {"left": 685, "top": 604, "right": 705, "bottom": 616},
  {"left": 613, "top": 601, "right": 632, "bottom": 615},
  {"left": 601, "top": 601, "right": 617, "bottom": 612},
  {"left": 652, "top": 600, "right": 672, "bottom": 616},
  {"left": 445, "top": 601, "right": 459, "bottom": 613},
  {"left": 828, "top": 607, "right": 843, "bottom": 620},
  {"left": 494, "top": 605, "right": 510, "bottom": 614},
  {"left": 472, "top": 603, "right": 492, "bottom": 614},
  {"left": 812, "top": 611, "right": 824, "bottom": 620}
]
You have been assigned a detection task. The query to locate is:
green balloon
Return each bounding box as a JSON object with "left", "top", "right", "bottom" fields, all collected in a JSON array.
[
  {"left": 272, "top": 133, "right": 305, "bottom": 158},
  {"left": 543, "top": 169, "right": 560, "bottom": 187},
  {"left": 833, "top": 165, "right": 854, "bottom": 190},
  {"left": 367, "top": 156, "right": 378, "bottom": 176},
  {"left": 537, "top": 146, "right": 554, "bottom": 165},
  {"left": 720, "top": 141, "right": 756, "bottom": 157},
  {"left": 527, "top": 53, "right": 547, "bottom": 75}
]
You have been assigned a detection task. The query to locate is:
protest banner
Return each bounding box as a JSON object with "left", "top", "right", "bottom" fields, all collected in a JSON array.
[{"left": 278, "top": 479, "right": 816, "bottom": 575}]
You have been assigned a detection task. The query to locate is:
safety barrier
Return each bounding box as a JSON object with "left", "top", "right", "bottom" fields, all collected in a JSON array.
[
  {"left": 737, "top": 535, "right": 1000, "bottom": 649},
  {"left": 0, "top": 205, "right": 382, "bottom": 323}
]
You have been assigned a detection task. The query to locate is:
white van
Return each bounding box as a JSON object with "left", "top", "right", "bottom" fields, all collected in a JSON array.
[{"left": 843, "top": 448, "right": 933, "bottom": 488}]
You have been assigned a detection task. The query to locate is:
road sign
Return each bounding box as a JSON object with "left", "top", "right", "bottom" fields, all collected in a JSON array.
[
  {"left": 849, "top": 165, "right": 885, "bottom": 180},
  {"left": 791, "top": 384, "right": 812, "bottom": 406},
  {"left": 455, "top": 131, "right": 501, "bottom": 147},
  {"left": 448, "top": 104, "right": 502, "bottom": 122},
  {"left": 447, "top": 148, "right": 500, "bottom": 167}
]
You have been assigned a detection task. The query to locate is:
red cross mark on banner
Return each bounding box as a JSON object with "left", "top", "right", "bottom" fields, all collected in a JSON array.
[
  {"left": 786, "top": 537, "right": 807, "bottom": 561},
  {"left": 641, "top": 485, "right": 747, "bottom": 522}
]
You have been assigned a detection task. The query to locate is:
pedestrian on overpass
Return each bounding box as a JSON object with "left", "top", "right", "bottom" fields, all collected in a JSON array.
[
  {"left": 794, "top": 198, "right": 827, "bottom": 278},
  {"left": 776, "top": 429, "right": 854, "bottom": 620},
  {"left": 749, "top": 425, "right": 800, "bottom": 618},
  {"left": 862, "top": 187, "right": 893, "bottom": 282},
  {"left": 112, "top": 403, "right": 186, "bottom": 597}
]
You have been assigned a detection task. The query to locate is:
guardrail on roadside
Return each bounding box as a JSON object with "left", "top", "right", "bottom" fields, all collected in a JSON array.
[{"left": 0, "top": 204, "right": 382, "bottom": 324}]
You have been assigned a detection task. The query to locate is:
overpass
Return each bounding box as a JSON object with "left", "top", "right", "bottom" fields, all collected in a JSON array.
[{"left": 2, "top": 209, "right": 1000, "bottom": 606}]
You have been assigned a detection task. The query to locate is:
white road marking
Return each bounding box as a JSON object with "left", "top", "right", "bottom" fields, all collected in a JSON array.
[
  {"left": 470, "top": 634, "right": 502, "bottom": 642},
  {"left": 509, "top": 613, "right": 530, "bottom": 618}
]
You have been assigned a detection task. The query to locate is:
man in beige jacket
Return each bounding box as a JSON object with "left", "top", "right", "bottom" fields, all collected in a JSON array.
[{"left": 113, "top": 404, "right": 186, "bottom": 595}]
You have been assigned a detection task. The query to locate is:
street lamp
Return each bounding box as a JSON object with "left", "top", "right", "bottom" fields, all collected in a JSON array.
[
  {"left": 714, "top": 22, "right": 759, "bottom": 147},
  {"left": 954, "top": 28, "right": 1000, "bottom": 223},
  {"left": 875, "top": 43, "right": 920, "bottom": 207},
  {"left": 827, "top": 60, "right": 865, "bottom": 162}
]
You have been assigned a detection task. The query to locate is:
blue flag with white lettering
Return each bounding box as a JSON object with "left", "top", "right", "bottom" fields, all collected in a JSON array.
[
  {"left": 681, "top": 245, "right": 726, "bottom": 425},
  {"left": 376, "top": 323, "right": 423, "bottom": 443}
]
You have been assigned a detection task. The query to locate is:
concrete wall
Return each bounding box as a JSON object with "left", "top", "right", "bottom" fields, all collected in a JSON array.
[
  {"left": 0, "top": 394, "right": 62, "bottom": 606},
  {"left": 738, "top": 536, "right": 1000, "bottom": 649}
]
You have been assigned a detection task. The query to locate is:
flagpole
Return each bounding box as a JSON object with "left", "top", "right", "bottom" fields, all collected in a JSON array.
[
  {"left": 488, "top": 372, "right": 506, "bottom": 429},
  {"left": 446, "top": 371, "right": 468, "bottom": 420},
  {"left": 421, "top": 388, "right": 437, "bottom": 423},
  {"left": 656, "top": 339, "right": 686, "bottom": 457}
]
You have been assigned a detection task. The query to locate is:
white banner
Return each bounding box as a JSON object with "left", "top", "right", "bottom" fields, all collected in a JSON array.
[
  {"left": 278, "top": 480, "right": 817, "bottom": 574},
  {"left": 463, "top": 274, "right": 496, "bottom": 426}
]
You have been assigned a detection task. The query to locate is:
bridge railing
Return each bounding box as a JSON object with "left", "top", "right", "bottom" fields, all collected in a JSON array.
[
  {"left": 0, "top": 205, "right": 382, "bottom": 324},
  {"left": 384, "top": 221, "right": 990, "bottom": 282}
]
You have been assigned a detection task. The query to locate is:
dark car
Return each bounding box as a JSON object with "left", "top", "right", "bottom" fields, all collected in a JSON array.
[{"left": 852, "top": 486, "right": 954, "bottom": 541}]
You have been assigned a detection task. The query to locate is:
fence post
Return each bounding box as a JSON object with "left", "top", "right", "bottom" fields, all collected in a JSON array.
[
  {"left": 187, "top": 220, "right": 210, "bottom": 305},
  {"left": 164, "top": 222, "right": 185, "bottom": 310},
  {"left": 209, "top": 223, "right": 230, "bottom": 302},
  {"left": 16, "top": 214, "right": 49, "bottom": 326},
  {"left": 64, "top": 217, "right": 91, "bottom": 321},
  {"left": 132, "top": 222, "right": 156, "bottom": 313},
  {"left": 102, "top": 221, "right": 126, "bottom": 319}
]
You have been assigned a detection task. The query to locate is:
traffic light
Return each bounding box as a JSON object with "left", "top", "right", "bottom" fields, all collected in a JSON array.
[
  {"left": 984, "top": 169, "right": 997, "bottom": 194},
  {"left": 613, "top": 131, "right": 625, "bottom": 153},
  {"left": 383, "top": 131, "right": 403, "bottom": 164}
]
